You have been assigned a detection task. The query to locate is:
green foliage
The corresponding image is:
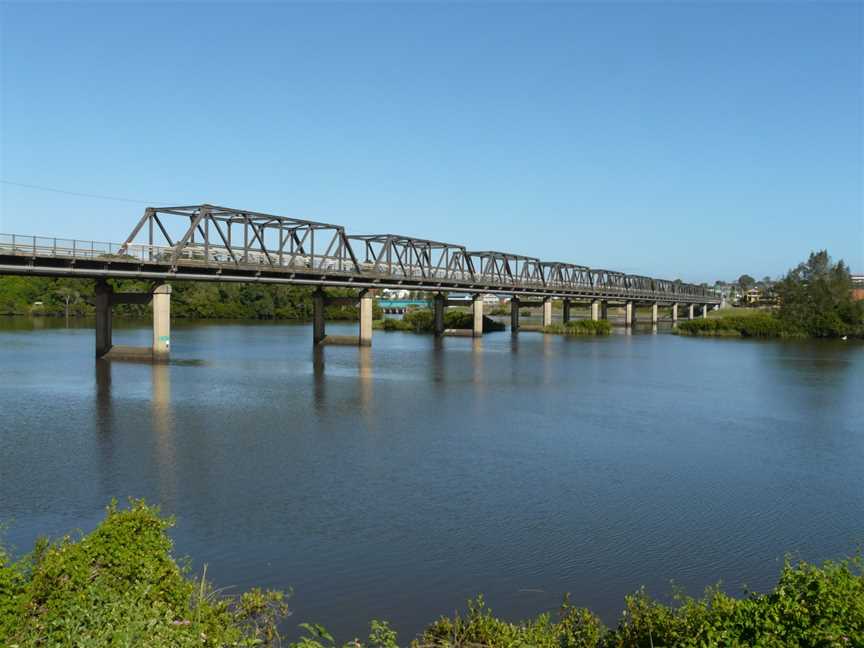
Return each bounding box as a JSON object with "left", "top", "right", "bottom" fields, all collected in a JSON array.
[
  {"left": 774, "top": 250, "right": 864, "bottom": 338},
  {"left": 544, "top": 320, "right": 612, "bottom": 336},
  {"left": 0, "top": 276, "right": 381, "bottom": 321},
  {"left": 2, "top": 507, "right": 862, "bottom": 647},
  {"left": 374, "top": 309, "right": 505, "bottom": 334},
  {"left": 675, "top": 312, "right": 802, "bottom": 338},
  {"left": 0, "top": 499, "right": 289, "bottom": 647}
]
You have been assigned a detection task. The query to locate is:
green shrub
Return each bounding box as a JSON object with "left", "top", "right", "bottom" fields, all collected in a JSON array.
[
  {"left": 0, "top": 499, "right": 289, "bottom": 647},
  {"left": 675, "top": 313, "right": 803, "bottom": 338},
  {"left": 544, "top": 320, "right": 612, "bottom": 336}
]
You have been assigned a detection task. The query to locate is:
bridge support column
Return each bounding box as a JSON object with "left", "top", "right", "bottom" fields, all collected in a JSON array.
[
  {"left": 651, "top": 302, "right": 659, "bottom": 325},
  {"left": 542, "top": 298, "right": 552, "bottom": 328},
  {"left": 313, "top": 289, "right": 326, "bottom": 345},
  {"left": 702, "top": 304, "right": 709, "bottom": 319},
  {"left": 562, "top": 300, "right": 571, "bottom": 324},
  {"left": 590, "top": 299, "right": 604, "bottom": 321},
  {"left": 95, "top": 281, "right": 113, "bottom": 359},
  {"left": 434, "top": 294, "right": 446, "bottom": 337},
  {"left": 510, "top": 297, "right": 520, "bottom": 333},
  {"left": 359, "top": 290, "right": 373, "bottom": 346},
  {"left": 688, "top": 304, "right": 695, "bottom": 320},
  {"left": 152, "top": 284, "right": 171, "bottom": 361},
  {"left": 625, "top": 301, "right": 635, "bottom": 327},
  {"left": 672, "top": 303, "right": 678, "bottom": 323},
  {"left": 472, "top": 295, "right": 484, "bottom": 337}
]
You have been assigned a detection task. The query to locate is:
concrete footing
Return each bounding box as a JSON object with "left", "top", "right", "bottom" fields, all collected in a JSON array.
[
  {"left": 625, "top": 301, "right": 635, "bottom": 327},
  {"left": 672, "top": 303, "right": 679, "bottom": 323},
  {"left": 542, "top": 299, "right": 552, "bottom": 328},
  {"left": 651, "top": 302, "right": 659, "bottom": 325}
]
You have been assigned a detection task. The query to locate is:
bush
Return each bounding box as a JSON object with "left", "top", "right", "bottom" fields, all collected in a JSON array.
[
  {"left": 544, "top": 320, "right": 612, "bottom": 336},
  {"left": 0, "top": 499, "right": 289, "bottom": 647},
  {"left": 675, "top": 313, "right": 802, "bottom": 338}
]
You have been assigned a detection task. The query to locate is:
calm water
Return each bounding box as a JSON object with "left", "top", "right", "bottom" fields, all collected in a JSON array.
[{"left": 1, "top": 318, "right": 862, "bottom": 641}]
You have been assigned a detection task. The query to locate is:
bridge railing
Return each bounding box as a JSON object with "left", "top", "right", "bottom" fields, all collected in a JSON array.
[{"left": 0, "top": 232, "right": 720, "bottom": 302}]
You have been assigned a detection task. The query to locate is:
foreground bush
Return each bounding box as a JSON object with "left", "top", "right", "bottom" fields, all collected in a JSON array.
[
  {"left": 544, "top": 320, "right": 612, "bottom": 336},
  {"left": 0, "top": 500, "right": 289, "bottom": 647},
  {"left": 2, "top": 503, "right": 862, "bottom": 647}
]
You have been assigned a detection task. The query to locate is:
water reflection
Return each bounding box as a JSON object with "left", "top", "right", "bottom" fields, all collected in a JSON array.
[
  {"left": 358, "top": 346, "right": 374, "bottom": 415},
  {"left": 151, "top": 363, "right": 176, "bottom": 504}
]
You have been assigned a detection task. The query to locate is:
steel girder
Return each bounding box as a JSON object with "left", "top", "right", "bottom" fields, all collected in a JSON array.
[
  {"left": 33, "top": 202, "right": 722, "bottom": 302},
  {"left": 467, "top": 251, "right": 545, "bottom": 288},
  {"left": 119, "top": 204, "right": 360, "bottom": 273},
  {"left": 347, "top": 234, "right": 474, "bottom": 282}
]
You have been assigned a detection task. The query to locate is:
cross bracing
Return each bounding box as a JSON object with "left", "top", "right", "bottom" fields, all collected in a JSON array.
[{"left": 0, "top": 203, "right": 720, "bottom": 304}]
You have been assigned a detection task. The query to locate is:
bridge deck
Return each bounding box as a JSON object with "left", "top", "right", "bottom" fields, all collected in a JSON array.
[{"left": 0, "top": 203, "right": 719, "bottom": 305}]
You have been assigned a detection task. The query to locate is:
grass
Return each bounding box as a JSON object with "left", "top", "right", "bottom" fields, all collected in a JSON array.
[
  {"left": 544, "top": 320, "right": 612, "bottom": 336},
  {"left": 675, "top": 310, "right": 805, "bottom": 338}
]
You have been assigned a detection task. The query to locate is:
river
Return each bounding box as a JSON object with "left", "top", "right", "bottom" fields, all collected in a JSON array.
[{"left": 1, "top": 317, "right": 862, "bottom": 641}]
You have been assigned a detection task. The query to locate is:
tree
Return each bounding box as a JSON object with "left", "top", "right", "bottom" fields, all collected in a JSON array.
[
  {"left": 737, "top": 274, "right": 756, "bottom": 291},
  {"left": 55, "top": 285, "right": 80, "bottom": 326},
  {"left": 775, "top": 250, "right": 863, "bottom": 337}
]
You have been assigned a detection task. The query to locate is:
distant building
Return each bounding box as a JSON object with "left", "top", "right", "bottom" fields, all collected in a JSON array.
[
  {"left": 852, "top": 274, "right": 864, "bottom": 301},
  {"left": 745, "top": 287, "right": 762, "bottom": 304}
]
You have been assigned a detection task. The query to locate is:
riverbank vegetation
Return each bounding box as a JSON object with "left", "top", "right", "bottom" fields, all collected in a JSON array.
[
  {"left": 677, "top": 251, "right": 863, "bottom": 339},
  {"left": 373, "top": 309, "right": 505, "bottom": 334},
  {"left": 2, "top": 501, "right": 861, "bottom": 647},
  {"left": 543, "top": 320, "right": 612, "bottom": 336},
  {"left": 0, "top": 276, "right": 378, "bottom": 321}
]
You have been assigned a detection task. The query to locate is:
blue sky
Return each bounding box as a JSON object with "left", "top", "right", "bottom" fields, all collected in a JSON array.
[{"left": 1, "top": 2, "right": 861, "bottom": 283}]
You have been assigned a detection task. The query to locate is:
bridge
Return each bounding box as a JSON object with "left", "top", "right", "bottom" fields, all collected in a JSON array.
[{"left": 0, "top": 204, "right": 720, "bottom": 360}]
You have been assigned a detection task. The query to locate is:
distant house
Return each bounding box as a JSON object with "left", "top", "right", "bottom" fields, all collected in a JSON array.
[
  {"left": 852, "top": 274, "right": 864, "bottom": 301},
  {"left": 745, "top": 287, "right": 762, "bottom": 304}
]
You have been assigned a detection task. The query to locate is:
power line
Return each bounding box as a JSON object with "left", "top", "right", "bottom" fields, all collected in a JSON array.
[{"left": 0, "top": 180, "right": 173, "bottom": 205}]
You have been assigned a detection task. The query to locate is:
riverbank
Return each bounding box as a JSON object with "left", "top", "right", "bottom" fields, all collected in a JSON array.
[
  {"left": 674, "top": 308, "right": 864, "bottom": 339},
  {"left": 2, "top": 501, "right": 861, "bottom": 647}
]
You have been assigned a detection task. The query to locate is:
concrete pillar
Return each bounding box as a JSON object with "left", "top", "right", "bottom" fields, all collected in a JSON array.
[
  {"left": 359, "top": 290, "right": 373, "bottom": 346},
  {"left": 542, "top": 299, "right": 553, "bottom": 328},
  {"left": 433, "top": 293, "right": 446, "bottom": 337},
  {"left": 625, "top": 301, "right": 635, "bottom": 327},
  {"left": 313, "top": 289, "right": 326, "bottom": 345},
  {"left": 472, "top": 295, "right": 484, "bottom": 337},
  {"left": 702, "top": 304, "right": 709, "bottom": 319},
  {"left": 510, "top": 297, "right": 520, "bottom": 332},
  {"left": 152, "top": 284, "right": 171, "bottom": 361},
  {"left": 590, "top": 299, "right": 602, "bottom": 321},
  {"left": 651, "top": 302, "right": 659, "bottom": 325},
  {"left": 672, "top": 303, "right": 678, "bottom": 323},
  {"left": 95, "top": 281, "right": 113, "bottom": 358},
  {"left": 688, "top": 304, "right": 695, "bottom": 320},
  {"left": 562, "top": 300, "right": 571, "bottom": 324}
]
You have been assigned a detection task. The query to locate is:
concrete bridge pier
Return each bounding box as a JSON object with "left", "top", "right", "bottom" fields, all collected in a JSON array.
[
  {"left": 510, "top": 297, "right": 520, "bottom": 333},
  {"left": 359, "top": 290, "right": 373, "bottom": 346},
  {"left": 473, "top": 295, "right": 484, "bottom": 337},
  {"left": 702, "top": 304, "right": 709, "bottom": 319},
  {"left": 562, "top": 300, "right": 571, "bottom": 324},
  {"left": 651, "top": 302, "right": 659, "bottom": 325},
  {"left": 434, "top": 293, "right": 446, "bottom": 337},
  {"left": 672, "top": 303, "right": 679, "bottom": 323},
  {"left": 591, "top": 299, "right": 607, "bottom": 321},
  {"left": 688, "top": 304, "right": 695, "bottom": 320},
  {"left": 625, "top": 301, "right": 636, "bottom": 327},
  {"left": 312, "top": 288, "right": 374, "bottom": 346},
  {"left": 542, "top": 298, "right": 552, "bottom": 328},
  {"left": 95, "top": 281, "right": 113, "bottom": 358},
  {"left": 152, "top": 284, "right": 172, "bottom": 360},
  {"left": 94, "top": 281, "right": 171, "bottom": 361}
]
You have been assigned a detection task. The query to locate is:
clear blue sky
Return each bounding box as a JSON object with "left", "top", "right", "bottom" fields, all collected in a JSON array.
[{"left": 1, "top": 2, "right": 861, "bottom": 283}]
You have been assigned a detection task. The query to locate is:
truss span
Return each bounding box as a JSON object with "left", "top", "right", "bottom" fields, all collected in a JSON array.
[{"left": 0, "top": 204, "right": 719, "bottom": 304}]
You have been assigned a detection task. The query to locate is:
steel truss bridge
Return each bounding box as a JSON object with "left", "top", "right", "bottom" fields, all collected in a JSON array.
[{"left": 0, "top": 204, "right": 718, "bottom": 304}]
